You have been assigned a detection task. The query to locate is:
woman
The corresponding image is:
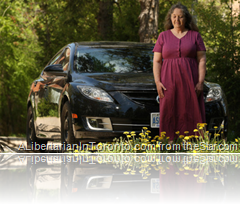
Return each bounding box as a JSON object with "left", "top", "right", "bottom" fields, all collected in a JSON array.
[{"left": 153, "top": 3, "right": 206, "bottom": 141}]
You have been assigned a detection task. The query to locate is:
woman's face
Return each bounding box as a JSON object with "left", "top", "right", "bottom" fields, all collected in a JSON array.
[{"left": 171, "top": 8, "right": 186, "bottom": 29}]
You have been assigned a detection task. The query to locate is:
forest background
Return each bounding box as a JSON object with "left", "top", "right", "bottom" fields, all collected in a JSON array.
[{"left": 0, "top": 0, "right": 239, "bottom": 140}]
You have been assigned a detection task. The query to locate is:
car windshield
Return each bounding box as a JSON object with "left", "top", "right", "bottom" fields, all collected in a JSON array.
[{"left": 74, "top": 45, "right": 154, "bottom": 73}]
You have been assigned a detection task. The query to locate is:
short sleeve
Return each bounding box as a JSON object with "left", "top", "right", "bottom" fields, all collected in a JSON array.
[
  {"left": 196, "top": 33, "right": 206, "bottom": 51},
  {"left": 153, "top": 32, "right": 164, "bottom": 53}
]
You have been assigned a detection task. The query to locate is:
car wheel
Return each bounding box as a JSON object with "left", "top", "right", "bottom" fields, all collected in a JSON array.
[
  {"left": 26, "top": 106, "right": 47, "bottom": 151},
  {"left": 61, "top": 101, "right": 76, "bottom": 149}
]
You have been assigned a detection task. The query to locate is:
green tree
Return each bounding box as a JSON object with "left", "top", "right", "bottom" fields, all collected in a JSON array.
[
  {"left": 0, "top": 0, "right": 40, "bottom": 135},
  {"left": 194, "top": 0, "right": 240, "bottom": 137}
]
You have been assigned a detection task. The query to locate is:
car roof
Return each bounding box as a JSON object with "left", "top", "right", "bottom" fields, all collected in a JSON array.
[{"left": 75, "top": 41, "right": 154, "bottom": 48}]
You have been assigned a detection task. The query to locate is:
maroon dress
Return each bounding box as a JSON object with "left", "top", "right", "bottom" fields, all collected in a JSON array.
[{"left": 153, "top": 30, "right": 206, "bottom": 140}]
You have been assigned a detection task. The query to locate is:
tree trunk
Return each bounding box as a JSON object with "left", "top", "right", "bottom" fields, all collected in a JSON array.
[
  {"left": 138, "top": 0, "right": 159, "bottom": 43},
  {"left": 97, "top": 0, "right": 113, "bottom": 40}
]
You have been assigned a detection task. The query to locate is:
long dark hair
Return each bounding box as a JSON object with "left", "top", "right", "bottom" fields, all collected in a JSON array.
[{"left": 164, "top": 2, "right": 199, "bottom": 31}]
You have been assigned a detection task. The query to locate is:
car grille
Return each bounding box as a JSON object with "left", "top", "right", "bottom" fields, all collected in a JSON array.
[{"left": 120, "top": 90, "right": 159, "bottom": 108}]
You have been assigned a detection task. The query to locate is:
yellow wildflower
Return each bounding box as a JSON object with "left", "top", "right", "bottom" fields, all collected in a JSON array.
[
  {"left": 179, "top": 135, "right": 184, "bottom": 139},
  {"left": 124, "top": 131, "right": 129, "bottom": 134},
  {"left": 235, "top": 138, "right": 239, "bottom": 143},
  {"left": 214, "top": 126, "right": 218, "bottom": 129},
  {"left": 184, "top": 131, "right": 189, "bottom": 134},
  {"left": 131, "top": 131, "right": 136, "bottom": 134},
  {"left": 175, "top": 131, "right": 180, "bottom": 134},
  {"left": 184, "top": 136, "right": 190, "bottom": 140},
  {"left": 127, "top": 135, "right": 131, "bottom": 138},
  {"left": 143, "top": 127, "right": 148, "bottom": 130},
  {"left": 193, "top": 129, "right": 198, "bottom": 132}
]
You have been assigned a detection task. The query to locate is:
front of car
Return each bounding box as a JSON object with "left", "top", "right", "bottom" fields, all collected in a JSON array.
[{"left": 66, "top": 42, "right": 158, "bottom": 142}]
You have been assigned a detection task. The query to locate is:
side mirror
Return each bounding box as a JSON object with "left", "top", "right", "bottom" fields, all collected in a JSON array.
[{"left": 43, "top": 64, "right": 67, "bottom": 76}]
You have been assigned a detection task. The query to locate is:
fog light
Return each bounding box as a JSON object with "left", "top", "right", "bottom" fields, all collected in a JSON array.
[
  {"left": 88, "top": 119, "right": 103, "bottom": 128},
  {"left": 86, "top": 117, "right": 112, "bottom": 130}
]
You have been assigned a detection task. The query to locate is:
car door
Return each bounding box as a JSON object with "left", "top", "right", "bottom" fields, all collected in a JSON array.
[{"left": 34, "top": 48, "right": 70, "bottom": 138}]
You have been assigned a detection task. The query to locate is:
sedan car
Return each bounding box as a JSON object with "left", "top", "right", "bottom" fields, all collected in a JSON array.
[{"left": 26, "top": 42, "right": 228, "bottom": 149}]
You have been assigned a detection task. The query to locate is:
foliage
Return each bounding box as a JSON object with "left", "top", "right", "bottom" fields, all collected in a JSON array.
[
  {"left": 193, "top": 0, "right": 240, "bottom": 136},
  {"left": 112, "top": 0, "right": 140, "bottom": 41},
  {"left": 0, "top": 0, "right": 41, "bottom": 135}
]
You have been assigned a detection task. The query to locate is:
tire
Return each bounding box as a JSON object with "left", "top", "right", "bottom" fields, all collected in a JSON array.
[
  {"left": 61, "top": 101, "right": 76, "bottom": 150},
  {"left": 26, "top": 106, "right": 47, "bottom": 151}
]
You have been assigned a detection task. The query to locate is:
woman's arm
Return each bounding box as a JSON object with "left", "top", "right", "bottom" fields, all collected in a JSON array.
[
  {"left": 196, "top": 51, "right": 206, "bottom": 97},
  {"left": 153, "top": 52, "right": 166, "bottom": 98}
]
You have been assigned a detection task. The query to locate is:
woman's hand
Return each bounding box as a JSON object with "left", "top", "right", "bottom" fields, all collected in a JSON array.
[
  {"left": 156, "top": 81, "right": 167, "bottom": 98},
  {"left": 195, "top": 82, "right": 203, "bottom": 97}
]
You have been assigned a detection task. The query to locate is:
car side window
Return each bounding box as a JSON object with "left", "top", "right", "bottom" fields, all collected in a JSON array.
[
  {"left": 49, "top": 48, "right": 70, "bottom": 71},
  {"left": 58, "top": 48, "right": 70, "bottom": 71},
  {"left": 49, "top": 52, "right": 63, "bottom": 66}
]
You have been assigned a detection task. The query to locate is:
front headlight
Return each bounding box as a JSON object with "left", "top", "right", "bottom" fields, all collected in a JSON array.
[
  {"left": 205, "top": 86, "right": 222, "bottom": 102},
  {"left": 77, "top": 86, "right": 114, "bottom": 102}
]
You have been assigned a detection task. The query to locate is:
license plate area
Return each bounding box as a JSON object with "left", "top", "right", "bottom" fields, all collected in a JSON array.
[{"left": 151, "top": 113, "right": 159, "bottom": 128}]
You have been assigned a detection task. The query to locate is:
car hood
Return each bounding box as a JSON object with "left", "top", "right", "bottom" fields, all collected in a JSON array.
[
  {"left": 72, "top": 72, "right": 156, "bottom": 91},
  {"left": 82, "top": 72, "right": 154, "bottom": 84}
]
